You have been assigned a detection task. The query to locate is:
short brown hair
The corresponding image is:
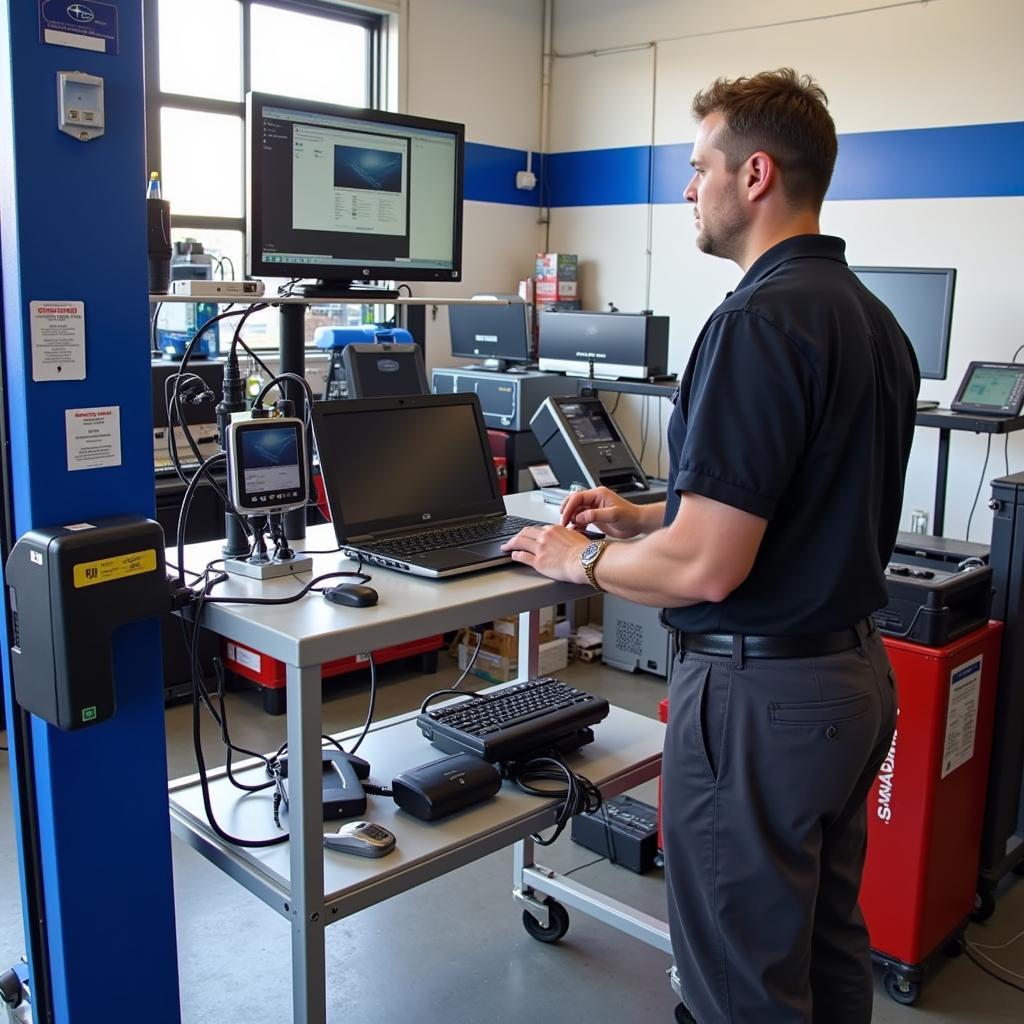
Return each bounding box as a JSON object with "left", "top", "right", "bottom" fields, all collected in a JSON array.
[{"left": 692, "top": 68, "right": 837, "bottom": 209}]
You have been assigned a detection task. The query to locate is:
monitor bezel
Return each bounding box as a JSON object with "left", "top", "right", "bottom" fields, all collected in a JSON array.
[
  {"left": 246, "top": 91, "right": 465, "bottom": 288},
  {"left": 849, "top": 265, "right": 957, "bottom": 381},
  {"left": 448, "top": 296, "right": 533, "bottom": 367}
]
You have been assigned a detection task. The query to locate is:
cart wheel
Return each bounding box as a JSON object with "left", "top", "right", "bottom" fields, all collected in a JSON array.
[
  {"left": 522, "top": 898, "right": 569, "bottom": 943},
  {"left": 884, "top": 972, "right": 921, "bottom": 1006},
  {"left": 653, "top": 851, "right": 665, "bottom": 869},
  {"left": 971, "top": 888, "right": 996, "bottom": 923},
  {"left": 674, "top": 1003, "right": 697, "bottom": 1023},
  {"left": 943, "top": 936, "right": 965, "bottom": 958}
]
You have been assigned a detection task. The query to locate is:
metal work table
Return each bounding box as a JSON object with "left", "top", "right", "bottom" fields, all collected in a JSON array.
[{"left": 168, "top": 491, "right": 669, "bottom": 1023}]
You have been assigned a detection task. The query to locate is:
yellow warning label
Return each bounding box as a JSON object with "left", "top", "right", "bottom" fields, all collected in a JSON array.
[{"left": 73, "top": 549, "right": 158, "bottom": 588}]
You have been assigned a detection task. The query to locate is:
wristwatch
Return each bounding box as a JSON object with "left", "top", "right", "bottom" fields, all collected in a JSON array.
[{"left": 580, "top": 539, "right": 608, "bottom": 591}]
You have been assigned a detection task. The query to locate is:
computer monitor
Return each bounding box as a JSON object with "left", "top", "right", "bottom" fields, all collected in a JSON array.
[
  {"left": 246, "top": 92, "right": 465, "bottom": 298},
  {"left": 448, "top": 296, "right": 532, "bottom": 371},
  {"left": 850, "top": 266, "right": 956, "bottom": 380}
]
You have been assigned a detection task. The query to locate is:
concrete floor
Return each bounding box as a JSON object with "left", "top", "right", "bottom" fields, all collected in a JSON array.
[{"left": 2, "top": 654, "right": 1023, "bottom": 1022}]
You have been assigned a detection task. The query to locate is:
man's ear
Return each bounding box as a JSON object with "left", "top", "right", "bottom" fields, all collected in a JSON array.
[{"left": 745, "top": 151, "right": 775, "bottom": 202}]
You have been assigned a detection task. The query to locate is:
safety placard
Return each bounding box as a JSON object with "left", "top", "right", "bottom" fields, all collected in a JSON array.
[
  {"left": 941, "top": 655, "right": 982, "bottom": 779},
  {"left": 66, "top": 405, "right": 120, "bottom": 470},
  {"left": 30, "top": 301, "right": 86, "bottom": 381},
  {"left": 39, "top": 1, "right": 119, "bottom": 55},
  {"left": 73, "top": 549, "right": 157, "bottom": 589}
]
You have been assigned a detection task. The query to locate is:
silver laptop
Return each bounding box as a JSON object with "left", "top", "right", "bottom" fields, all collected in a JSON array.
[{"left": 312, "top": 393, "right": 544, "bottom": 577}]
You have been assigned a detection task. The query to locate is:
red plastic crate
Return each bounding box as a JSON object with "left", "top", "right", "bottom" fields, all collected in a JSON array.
[{"left": 222, "top": 633, "right": 443, "bottom": 691}]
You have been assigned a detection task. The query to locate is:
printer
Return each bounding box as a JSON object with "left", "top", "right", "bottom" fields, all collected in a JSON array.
[{"left": 537, "top": 310, "right": 670, "bottom": 380}]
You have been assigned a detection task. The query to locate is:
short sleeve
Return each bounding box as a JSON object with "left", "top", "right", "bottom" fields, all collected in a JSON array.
[{"left": 675, "top": 310, "right": 817, "bottom": 520}]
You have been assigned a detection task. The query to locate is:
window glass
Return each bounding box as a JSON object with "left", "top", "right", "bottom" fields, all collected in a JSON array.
[
  {"left": 170, "top": 228, "right": 244, "bottom": 282},
  {"left": 251, "top": 4, "right": 368, "bottom": 105},
  {"left": 158, "top": 0, "right": 242, "bottom": 101},
  {"left": 160, "top": 109, "right": 243, "bottom": 218}
]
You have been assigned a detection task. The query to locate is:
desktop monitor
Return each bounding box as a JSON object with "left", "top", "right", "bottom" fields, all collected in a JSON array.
[
  {"left": 448, "top": 296, "right": 532, "bottom": 370},
  {"left": 246, "top": 92, "right": 465, "bottom": 297},
  {"left": 850, "top": 266, "right": 956, "bottom": 380}
]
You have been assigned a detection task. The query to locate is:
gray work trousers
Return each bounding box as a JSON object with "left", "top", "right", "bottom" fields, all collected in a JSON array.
[{"left": 662, "top": 619, "right": 897, "bottom": 1024}]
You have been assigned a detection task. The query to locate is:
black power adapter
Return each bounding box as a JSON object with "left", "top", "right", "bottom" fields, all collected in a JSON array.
[
  {"left": 392, "top": 753, "right": 501, "bottom": 821},
  {"left": 570, "top": 794, "right": 660, "bottom": 873}
]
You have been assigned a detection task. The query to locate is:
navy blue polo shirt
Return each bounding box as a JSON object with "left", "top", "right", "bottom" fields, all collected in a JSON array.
[{"left": 663, "top": 234, "right": 919, "bottom": 636}]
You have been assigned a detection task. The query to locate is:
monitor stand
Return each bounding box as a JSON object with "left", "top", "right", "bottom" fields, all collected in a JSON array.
[
  {"left": 289, "top": 280, "right": 399, "bottom": 301},
  {"left": 462, "top": 360, "right": 535, "bottom": 374}
]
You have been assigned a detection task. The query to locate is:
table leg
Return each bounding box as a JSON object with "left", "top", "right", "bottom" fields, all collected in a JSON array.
[
  {"left": 286, "top": 662, "right": 327, "bottom": 1023},
  {"left": 934, "top": 428, "right": 951, "bottom": 536},
  {"left": 516, "top": 608, "right": 540, "bottom": 682}
]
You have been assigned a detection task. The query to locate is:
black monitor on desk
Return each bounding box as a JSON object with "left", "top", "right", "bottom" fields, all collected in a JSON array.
[
  {"left": 246, "top": 92, "right": 465, "bottom": 297},
  {"left": 850, "top": 266, "right": 956, "bottom": 380},
  {"left": 449, "top": 296, "right": 532, "bottom": 371}
]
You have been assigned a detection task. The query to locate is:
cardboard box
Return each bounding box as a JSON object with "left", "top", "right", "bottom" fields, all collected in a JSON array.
[
  {"left": 535, "top": 253, "right": 578, "bottom": 280},
  {"left": 458, "top": 636, "right": 569, "bottom": 684},
  {"left": 535, "top": 277, "right": 579, "bottom": 302},
  {"left": 491, "top": 605, "right": 555, "bottom": 642}
]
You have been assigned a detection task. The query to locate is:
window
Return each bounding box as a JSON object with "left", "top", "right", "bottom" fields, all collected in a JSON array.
[{"left": 144, "top": 0, "right": 383, "bottom": 347}]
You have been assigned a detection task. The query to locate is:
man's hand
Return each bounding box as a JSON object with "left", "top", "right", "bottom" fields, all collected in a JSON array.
[
  {"left": 501, "top": 524, "right": 591, "bottom": 583},
  {"left": 560, "top": 486, "right": 650, "bottom": 539}
]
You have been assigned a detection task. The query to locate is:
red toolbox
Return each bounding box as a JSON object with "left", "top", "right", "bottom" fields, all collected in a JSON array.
[
  {"left": 222, "top": 633, "right": 443, "bottom": 714},
  {"left": 862, "top": 622, "right": 1002, "bottom": 1004}
]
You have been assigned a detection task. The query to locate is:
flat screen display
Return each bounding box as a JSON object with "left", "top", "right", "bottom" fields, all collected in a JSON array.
[
  {"left": 313, "top": 397, "right": 500, "bottom": 538},
  {"left": 241, "top": 427, "right": 301, "bottom": 494},
  {"left": 850, "top": 266, "right": 956, "bottom": 380},
  {"left": 449, "top": 298, "right": 531, "bottom": 365},
  {"left": 247, "top": 92, "right": 464, "bottom": 288},
  {"left": 559, "top": 401, "right": 616, "bottom": 443},
  {"left": 961, "top": 366, "right": 1022, "bottom": 407}
]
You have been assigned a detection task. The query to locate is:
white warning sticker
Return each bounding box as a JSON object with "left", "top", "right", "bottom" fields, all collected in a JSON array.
[{"left": 941, "top": 655, "right": 982, "bottom": 779}]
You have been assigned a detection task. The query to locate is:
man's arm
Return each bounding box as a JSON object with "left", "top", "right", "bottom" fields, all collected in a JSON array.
[{"left": 503, "top": 491, "right": 766, "bottom": 607}]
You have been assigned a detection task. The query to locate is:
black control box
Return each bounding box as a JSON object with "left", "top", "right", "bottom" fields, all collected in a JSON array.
[
  {"left": 874, "top": 561, "right": 993, "bottom": 647},
  {"left": 570, "top": 794, "right": 659, "bottom": 873},
  {"left": 537, "top": 310, "right": 669, "bottom": 380}
]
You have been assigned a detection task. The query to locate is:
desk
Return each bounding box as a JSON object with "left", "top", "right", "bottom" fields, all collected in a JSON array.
[
  {"left": 914, "top": 408, "right": 1024, "bottom": 535},
  {"left": 167, "top": 491, "right": 668, "bottom": 1023}
]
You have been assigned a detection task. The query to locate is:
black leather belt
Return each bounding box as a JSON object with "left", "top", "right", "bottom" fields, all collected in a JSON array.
[{"left": 676, "top": 626, "right": 861, "bottom": 660}]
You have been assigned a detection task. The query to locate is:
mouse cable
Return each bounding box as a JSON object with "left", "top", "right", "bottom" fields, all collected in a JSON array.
[
  {"left": 450, "top": 629, "right": 485, "bottom": 691},
  {"left": 506, "top": 751, "right": 601, "bottom": 847},
  {"left": 964, "top": 945, "right": 1024, "bottom": 994},
  {"left": 200, "top": 570, "right": 369, "bottom": 606}
]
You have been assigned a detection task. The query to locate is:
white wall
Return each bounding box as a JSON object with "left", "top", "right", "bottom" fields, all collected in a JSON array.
[
  {"left": 402, "top": 0, "right": 547, "bottom": 369},
  {"left": 544, "top": 0, "right": 1024, "bottom": 542}
]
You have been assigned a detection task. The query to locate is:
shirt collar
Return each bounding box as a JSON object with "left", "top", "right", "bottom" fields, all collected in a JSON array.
[{"left": 736, "top": 234, "right": 847, "bottom": 291}]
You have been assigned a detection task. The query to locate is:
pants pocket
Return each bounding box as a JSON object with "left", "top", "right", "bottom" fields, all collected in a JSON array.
[
  {"left": 693, "top": 661, "right": 725, "bottom": 781},
  {"left": 769, "top": 692, "right": 869, "bottom": 727}
]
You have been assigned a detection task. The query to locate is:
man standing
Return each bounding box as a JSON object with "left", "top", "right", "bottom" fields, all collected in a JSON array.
[{"left": 503, "top": 69, "right": 919, "bottom": 1022}]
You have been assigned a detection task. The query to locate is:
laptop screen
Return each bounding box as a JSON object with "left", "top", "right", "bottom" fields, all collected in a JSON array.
[{"left": 313, "top": 394, "right": 503, "bottom": 541}]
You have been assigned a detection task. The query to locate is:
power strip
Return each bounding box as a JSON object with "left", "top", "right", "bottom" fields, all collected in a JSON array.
[{"left": 170, "top": 279, "right": 265, "bottom": 298}]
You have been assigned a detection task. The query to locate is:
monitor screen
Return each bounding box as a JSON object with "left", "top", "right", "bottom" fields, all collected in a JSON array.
[
  {"left": 342, "top": 344, "right": 428, "bottom": 399},
  {"left": 312, "top": 396, "right": 501, "bottom": 539},
  {"left": 557, "top": 400, "right": 617, "bottom": 444},
  {"left": 448, "top": 297, "right": 532, "bottom": 366},
  {"left": 247, "top": 92, "right": 464, "bottom": 290},
  {"left": 850, "top": 266, "right": 956, "bottom": 380}
]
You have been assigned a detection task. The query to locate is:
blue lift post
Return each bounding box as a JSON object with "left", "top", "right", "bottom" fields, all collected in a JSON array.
[{"left": 0, "top": 3, "right": 181, "bottom": 1020}]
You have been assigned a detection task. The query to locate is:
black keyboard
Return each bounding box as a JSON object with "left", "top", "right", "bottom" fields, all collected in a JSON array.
[
  {"left": 370, "top": 516, "right": 540, "bottom": 557},
  {"left": 417, "top": 676, "right": 610, "bottom": 763}
]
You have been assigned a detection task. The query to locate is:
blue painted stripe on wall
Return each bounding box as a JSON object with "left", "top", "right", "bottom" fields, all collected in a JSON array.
[
  {"left": 465, "top": 123, "right": 1023, "bottom": 208},
  {"left": 464, "top": 141, "right": 541, "bottom": 206}
]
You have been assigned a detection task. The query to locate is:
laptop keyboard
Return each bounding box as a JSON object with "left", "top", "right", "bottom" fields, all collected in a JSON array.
[{"left": 369, "top": 515, "right": 540, "bottom": 557}]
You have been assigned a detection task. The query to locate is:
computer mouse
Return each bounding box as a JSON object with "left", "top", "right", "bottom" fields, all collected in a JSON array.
[
  {"left": 323, "top": 821, "right": 396, "bottom": 858},
  {"left": 323, "top": 583, "right": 379, "bottom": 608}
]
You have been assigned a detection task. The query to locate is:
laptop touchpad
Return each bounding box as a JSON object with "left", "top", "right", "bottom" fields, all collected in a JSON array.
[{"left": 463, "top": 541, "right": 511, "bottom": 559}]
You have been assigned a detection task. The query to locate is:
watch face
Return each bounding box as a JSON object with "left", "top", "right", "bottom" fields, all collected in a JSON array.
[{"left": 581, "top": 541, "right": 600, "bottom": 563}]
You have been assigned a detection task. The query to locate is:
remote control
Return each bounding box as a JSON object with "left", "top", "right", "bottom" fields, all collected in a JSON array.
[{"left": 323, "top": 821, "right": 396, "bottom": 858}]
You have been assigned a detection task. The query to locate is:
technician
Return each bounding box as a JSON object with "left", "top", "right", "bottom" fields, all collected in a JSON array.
[{"left": 503, "top": 68, "right": 919, "bottom": 1023}]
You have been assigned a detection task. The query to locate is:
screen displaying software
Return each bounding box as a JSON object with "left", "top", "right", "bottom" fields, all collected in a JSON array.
[
  {"left": 257, "top": 105, "right": 458, "bottom": 273},
  {"left": 241, "top": 427, "right": 301, "bottom": 494}
]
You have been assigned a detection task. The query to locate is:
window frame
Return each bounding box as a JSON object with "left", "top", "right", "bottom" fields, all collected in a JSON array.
[{"left": 143, "top": 0, "right": 384, "bottom": 240}]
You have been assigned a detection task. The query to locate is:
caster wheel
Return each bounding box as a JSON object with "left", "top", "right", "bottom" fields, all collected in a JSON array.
[
  {"left": 653, "top": 851, "right": 665, "bottom": 869},
  {"left": 971, "top": 888, "right": 996, "bottom": 923},
  {"left": 674, "top": 1004, "right": 697, "bottom": 1023},
  {"left": 943, "top": 936, "right": 965, "bottom": 958},
  {"left": 884, "top": 972, "right": 921, "bottom": 1006},
  {"left": 522, "top": 897, "right": 569, "bottom": 943}
]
